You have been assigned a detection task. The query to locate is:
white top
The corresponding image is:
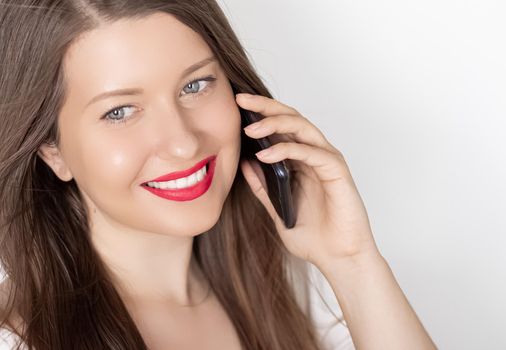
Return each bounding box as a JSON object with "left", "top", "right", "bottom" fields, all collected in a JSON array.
[
  {"left": 0, "top": 257, "right": 355, "bottom": 349},
  {"left": 0, "top": 328, "right": 26, "bottom": 350},
  {"left": 284, "top": 254, "right": 356, "bottom": 350}
]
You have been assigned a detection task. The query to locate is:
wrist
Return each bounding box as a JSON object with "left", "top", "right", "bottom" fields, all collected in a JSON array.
[{"left": 314, "top": 248, "right": 388, "bottom": 280}]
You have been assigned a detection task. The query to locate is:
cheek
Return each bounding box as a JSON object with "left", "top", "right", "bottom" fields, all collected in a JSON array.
[
  {"left": 210, "top": 97, "right": 243, "bottom": 188},
  {"left": 205, "top": 87, "right": 242, "bottom": 145},
  {"left": 69, "top": 130, "right": 147, "bottom": 192}
]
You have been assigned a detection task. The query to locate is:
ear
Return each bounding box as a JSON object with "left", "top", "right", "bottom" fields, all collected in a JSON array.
[{"left": 37, "top": 142, "right": 73, "bottom": 182}]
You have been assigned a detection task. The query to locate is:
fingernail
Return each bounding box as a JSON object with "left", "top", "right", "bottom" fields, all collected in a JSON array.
[
  {"left": 255, "top": 148, "right": 272, "bottom": 158},
  {"left": 244, "top": 122, "right": 262, "bottom": 131},
  {"left": 237, "top": 93, "right": 252, "bottom": 100}
]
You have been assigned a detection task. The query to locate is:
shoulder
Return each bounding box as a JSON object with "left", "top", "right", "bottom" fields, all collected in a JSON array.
[
  {"left": 284, "top": 254, "right": 356, "bottom": 350},
  {"left": 0, "top": 327, "right": 26, "bottom": 350},
  {"left": 0, "top": 279, "right": 27, "bottom": 350}
]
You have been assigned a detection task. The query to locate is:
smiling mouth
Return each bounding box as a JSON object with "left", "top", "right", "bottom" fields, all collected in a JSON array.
[
  {"left": 143, "top": 160, "right": 210, "bottom": 190},
  {"left": 140, "top": 156, "right": 216, "bottom": 201},
  {"left": 143, "top": 155, "right": 215, "bottom": 183}
]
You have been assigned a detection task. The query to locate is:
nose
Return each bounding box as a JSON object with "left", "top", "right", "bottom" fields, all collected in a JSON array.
[{"left": 149, "top": 105, "right": 200, "bottom": 161}]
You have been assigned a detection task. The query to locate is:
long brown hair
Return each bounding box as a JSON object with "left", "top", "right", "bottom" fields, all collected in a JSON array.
[{"left": 0, "top": 0, "right": 325, "bottom": 348}]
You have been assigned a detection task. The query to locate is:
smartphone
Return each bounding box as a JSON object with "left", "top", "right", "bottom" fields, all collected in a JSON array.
[{"left": 239, "top": 106, "right": 297, "bottom": 229}]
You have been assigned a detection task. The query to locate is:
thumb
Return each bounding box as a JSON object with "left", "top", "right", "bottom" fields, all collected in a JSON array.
[
  {"left": 240, "top": 159, "right": 282, "bottom": 227},
  {"left": 240, "top": 158, "right": 267, "bottom": 197}
]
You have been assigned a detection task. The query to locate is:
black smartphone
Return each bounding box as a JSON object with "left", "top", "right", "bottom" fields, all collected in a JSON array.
[{"left": 239, "top": 106, "right": 297, "bottom": 229}]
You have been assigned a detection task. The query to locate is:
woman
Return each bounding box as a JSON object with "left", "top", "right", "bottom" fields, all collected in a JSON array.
[{"left": 0, "top": 0, "right": 437, "bottom": 349}]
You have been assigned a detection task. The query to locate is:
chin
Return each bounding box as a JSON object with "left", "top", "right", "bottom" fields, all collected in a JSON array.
[{"left": 147, "top": 202, "right": 224, "bottom": 238}]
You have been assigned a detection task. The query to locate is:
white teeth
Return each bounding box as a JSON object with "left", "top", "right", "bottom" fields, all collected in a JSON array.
[
  {"left": 175, "top": 177, "right": 187, "bottom": 189},
  {"left": 186, "top": 172, "right": 197, "bottom": 187},
  {"left": 146, "top": 163, "right": 208, "bottom": 190},
  {"left": 196, "top": 168, "right": 204, "bottom": 181}
]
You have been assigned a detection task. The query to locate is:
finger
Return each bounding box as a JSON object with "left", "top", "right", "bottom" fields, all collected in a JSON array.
[
  {"left": 239, "top": 159, "right": 285, "bottom": 229},
  {"left": 236, "top": 93, "right": 299, "bottom": 117},
  {"left": 243, "top": 114, "right": 336, "bottom": 153},
  {"left": 255, "top": 142, "right": 349, "bottom": 183}
]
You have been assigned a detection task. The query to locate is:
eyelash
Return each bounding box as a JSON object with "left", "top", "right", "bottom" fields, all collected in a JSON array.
[{"left": 100, "top": 74, "right": 217, "bottom": 125}]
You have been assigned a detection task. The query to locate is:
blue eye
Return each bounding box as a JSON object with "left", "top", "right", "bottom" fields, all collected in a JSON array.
[
  {"left": 100, "top": 75, "right": 217, "bottom": 125},
  {"left": 180, "top": 76, "right": 217, "bottom": 97},
  {"left": 102, "top": 106, "right": 137, "bottom": 124}
]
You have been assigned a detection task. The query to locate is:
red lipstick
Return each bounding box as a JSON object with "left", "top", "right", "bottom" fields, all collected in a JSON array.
[{"left": 141, "top": 155, "right": 216, "bottom": 202}]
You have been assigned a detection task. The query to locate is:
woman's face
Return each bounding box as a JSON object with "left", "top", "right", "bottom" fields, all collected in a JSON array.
[{"left": 42, "top": 12, "right": 242, "bottom": 236}]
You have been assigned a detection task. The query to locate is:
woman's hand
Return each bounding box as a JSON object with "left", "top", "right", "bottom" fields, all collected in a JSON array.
[
  {"left": 238, "top": 93, "right": 439, "bottom": 350},
  {"left": 237, "top": 93, "right": 381, "bottom": 268}
]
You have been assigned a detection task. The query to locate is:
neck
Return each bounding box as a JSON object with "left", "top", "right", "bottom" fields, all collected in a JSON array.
[{"left": 89, "top": 215, "right": 210, "bottom": 307}]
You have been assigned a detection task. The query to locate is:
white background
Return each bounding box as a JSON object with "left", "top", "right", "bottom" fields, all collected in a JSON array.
[{"left": 218, "top": 1, "right": 506, "bottom": 349}]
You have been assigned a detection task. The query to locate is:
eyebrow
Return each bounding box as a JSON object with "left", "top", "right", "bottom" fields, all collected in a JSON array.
[{"left": 85, "top": 55, "right": 217, "bottom": 108}]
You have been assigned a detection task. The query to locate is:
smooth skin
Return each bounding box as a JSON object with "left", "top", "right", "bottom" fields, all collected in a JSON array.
[
  {"left": 32, "top": 8, "right": 438, "bottom": 350},
  {"left": 239, "top": 93, "right": 438, "bottom": 350},
  {"left": 37, "top": 13, "right": 243, "bottom": 349}
]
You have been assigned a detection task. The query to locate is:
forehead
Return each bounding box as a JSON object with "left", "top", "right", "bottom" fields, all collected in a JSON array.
[{"left": 62, "top": 12, "right": 213, "bottom": 103}]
